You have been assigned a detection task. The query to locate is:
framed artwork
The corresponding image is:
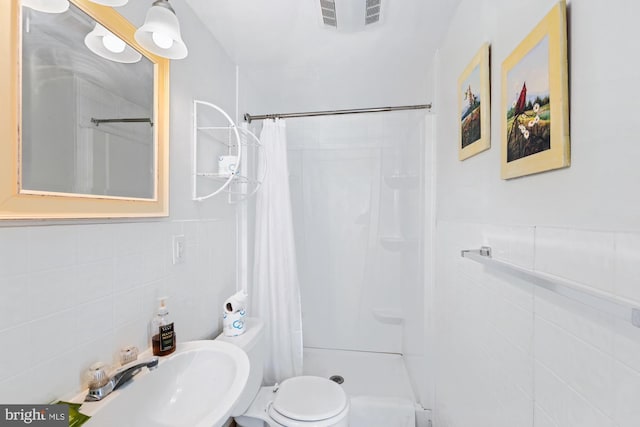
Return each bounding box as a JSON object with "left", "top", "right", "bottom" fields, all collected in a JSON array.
[
  {"left": 458, "top": 43, "right": 491, "bottom": 160},
  {"left": 501, "top": 0, "right": 570, "bottom": 179}
]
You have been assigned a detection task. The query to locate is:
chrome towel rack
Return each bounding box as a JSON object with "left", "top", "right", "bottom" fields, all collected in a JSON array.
[{"left": 461, "top": 246, "right": 640, "bottom": 329}]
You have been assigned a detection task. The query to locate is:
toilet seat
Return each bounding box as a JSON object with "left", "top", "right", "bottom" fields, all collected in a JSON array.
[{"left": 268, "top": 376, "right": 349, "bottom": 426}]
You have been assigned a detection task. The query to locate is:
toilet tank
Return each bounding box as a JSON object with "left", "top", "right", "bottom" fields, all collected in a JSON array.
[{"left": 215, "top": 317, "right": 265, "bottom": 416}]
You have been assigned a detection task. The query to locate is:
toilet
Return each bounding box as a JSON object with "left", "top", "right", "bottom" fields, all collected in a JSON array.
[{"left": 215, "top": 318, "right": 350, "bottom": 427}]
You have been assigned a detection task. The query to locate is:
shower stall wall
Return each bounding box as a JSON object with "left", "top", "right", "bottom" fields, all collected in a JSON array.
[{"left": 286, "top": 111, "right": 427, "bottom": 354}]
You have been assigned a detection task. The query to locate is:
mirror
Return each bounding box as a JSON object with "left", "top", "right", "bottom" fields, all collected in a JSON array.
[
  {"left": 0, "top": 0, "right": 169, "bottom": 219},
  {"left": 22, "top": 3, "right": 154, "bottom": 198}
]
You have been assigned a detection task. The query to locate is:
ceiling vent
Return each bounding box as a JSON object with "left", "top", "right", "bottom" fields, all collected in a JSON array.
[
  {"left": 320, "top": 0, "right": 337, "bottom": 27},
  {"left": 320, "top": 0, "right": 382, "bottom": 31},
  {"left": 365, "top": 0, "right": 381, "bottom": 25}
]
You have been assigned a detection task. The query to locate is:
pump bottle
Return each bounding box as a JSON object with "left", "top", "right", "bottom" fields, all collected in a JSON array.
[{"left": 151, "top": 297, "right": 176, "bottom": 356}]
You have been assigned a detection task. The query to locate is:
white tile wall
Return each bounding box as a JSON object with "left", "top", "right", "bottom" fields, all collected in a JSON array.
[
  {"left": 534, "top": 227, "right": 616, "bottom": 294},
  {"left": 434, "top": 221, "right": 640, "bottom": 427},
  {"left": 0, "top": 275, "right": 30, "bottom": 329},
  {"left": 0, "top": 229, "right": 28, "bottom": 277},
  {"left": 0, "top": 219, "right": 235, "bottom": 404},
  {"left": 612, "top": 361, "right": 640, "bottom": 427},
  {"left": 28, "top": 226, "right": 78, "bottom": 272},
  {"left": 613, "top": 318, "right": 640, "bottom": 373},
  {"left": 614, "top": 232, "right": 640, "bottom": 304},
  {"left": 533, "top": 404, "right": 556, "bottom": 427},
  {"left": 423, "top": 0, "right": 640, "bottom": 424},
  {"left": 482, "top": 225, "right": 535, "bottom": 269}
]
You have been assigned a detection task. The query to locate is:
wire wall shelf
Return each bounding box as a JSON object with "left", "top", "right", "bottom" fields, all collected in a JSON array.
[{"left": 192, "top": 100, "right": 266, "bottom": 203}]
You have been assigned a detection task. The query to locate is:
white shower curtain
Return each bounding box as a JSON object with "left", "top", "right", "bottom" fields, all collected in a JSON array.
[{"left": 252, "top": 118, "right": 303, "bottom": 384}]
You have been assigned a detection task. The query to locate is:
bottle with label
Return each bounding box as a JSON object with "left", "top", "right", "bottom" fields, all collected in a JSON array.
[{"left": 151, "top": 297, "right": 176, "bottom": 356}]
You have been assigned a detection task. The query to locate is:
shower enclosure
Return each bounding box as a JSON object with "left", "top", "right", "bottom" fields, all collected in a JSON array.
[
  {"left": 243, "top": 108, "right": 433, "bottom": 425},
  {"left": 286, "top": 110, "right": 426, "bottom": 354}
]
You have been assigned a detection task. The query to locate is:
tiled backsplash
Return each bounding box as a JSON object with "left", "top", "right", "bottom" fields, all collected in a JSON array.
[
  {"left": 434, "top": 220, "right": 640, "bottom": 427},
  {"left": 0, "top": 219, "right": 236, "bottom": 404}
]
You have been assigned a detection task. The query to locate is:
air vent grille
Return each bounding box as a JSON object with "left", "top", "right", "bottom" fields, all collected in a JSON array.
[
  {"left": 367, "top": 5, "right": 380, "bottom": 15},
  {"left": 365, "top": 0, "right": 381, "bottom": 25},
  {"left": 320, "top": 0, "right": 381, "bottom": 29},
  {"left": 323, "top": 16, "right": 337, "bottom": 26},
  {"left": 365, "top": 15, "right": 379, "bottom": 25},
  {"left": 320, "top": 0, "right": 337, "bottom": 27},
  {"left": 323, "top": 9, "right": 336, "bottom": 19}
]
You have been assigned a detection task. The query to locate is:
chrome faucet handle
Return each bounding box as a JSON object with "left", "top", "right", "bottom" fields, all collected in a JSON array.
[
  {"left": 85, "top": 357, "right": 159, "bottom": 402},
  {"left": 86, "top": 362, "right": 110, "bottom": 390},
  {"left": 119, "top": 346, "right": 139, "bottom": 365}
]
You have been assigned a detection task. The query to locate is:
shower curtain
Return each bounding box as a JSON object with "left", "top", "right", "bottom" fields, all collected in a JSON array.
[{"left": 251, "top": 118, "right": 303, "bottom": 384}]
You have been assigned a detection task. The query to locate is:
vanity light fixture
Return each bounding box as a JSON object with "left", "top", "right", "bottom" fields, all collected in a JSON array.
[
  {"left": 134, "top": 0, "right": 188, "bottom": 60},
  {"left": 22, "top": 0, "right": 69, "bottom": 13},
  {"left": 84, "top": 23, "right": 142, "bottom": 63}
]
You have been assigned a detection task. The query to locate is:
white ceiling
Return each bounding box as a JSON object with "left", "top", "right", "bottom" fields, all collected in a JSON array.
[{"left": 185, "top": 0, "right": 461, "bottom": 112}]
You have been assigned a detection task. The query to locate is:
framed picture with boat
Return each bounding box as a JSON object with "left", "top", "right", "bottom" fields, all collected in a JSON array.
[
  {"left": 458, "top": 42, "right": 490, "bottom": 161},
  {"left": 501, "top": 0, "right": 570, "bottom": 179}
]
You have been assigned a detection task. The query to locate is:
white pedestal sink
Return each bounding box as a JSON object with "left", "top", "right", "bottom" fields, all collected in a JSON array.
[{"left": 80, "top": 340, "right": 250, "bottom": 427}]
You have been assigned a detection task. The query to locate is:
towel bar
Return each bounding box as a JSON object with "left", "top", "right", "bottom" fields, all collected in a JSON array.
[{"left": 461, "top": 246, "right": 640, "bottom": 329}]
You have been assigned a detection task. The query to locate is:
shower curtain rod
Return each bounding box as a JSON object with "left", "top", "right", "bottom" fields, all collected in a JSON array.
[
  {"left": 243, "top": 103, "right": 432, "bottom": 123},
  {"left": 91, "top": 118, "right": 153, "bottom": 127}
]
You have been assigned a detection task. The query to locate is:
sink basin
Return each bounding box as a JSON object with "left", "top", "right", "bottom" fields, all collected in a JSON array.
[{"left": 82, "top": 340, "right": 249, "bottom": 427}]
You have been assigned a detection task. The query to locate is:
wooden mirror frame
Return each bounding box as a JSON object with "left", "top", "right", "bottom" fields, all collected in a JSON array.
[{"left": 0, "top": 0, "right": 169, "bottom": 219}]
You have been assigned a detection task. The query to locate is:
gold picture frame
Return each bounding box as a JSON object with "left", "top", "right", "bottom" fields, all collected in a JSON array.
[
  {"left": 458, "top": 43, "right": 490, "bottom": 160},
  {"left": 501, "top": 0, "right": 569, "bottom": 179}
]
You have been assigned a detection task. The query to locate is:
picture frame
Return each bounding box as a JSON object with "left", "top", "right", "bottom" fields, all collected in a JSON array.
[
  {"left": 458, "top": 43, "right": 491, "bottom": 160},
  {"left": 501, "top": 0, "right": 570, "bottom": 179}
]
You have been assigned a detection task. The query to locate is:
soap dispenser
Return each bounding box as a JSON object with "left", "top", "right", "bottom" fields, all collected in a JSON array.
[{"left": 151, "top": 297, "right": 176, "bottom": 356}]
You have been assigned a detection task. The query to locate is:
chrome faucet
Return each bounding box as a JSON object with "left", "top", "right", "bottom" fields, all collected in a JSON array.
[{"left": 85, "top": 357, "right": 159, "bottom": 402}]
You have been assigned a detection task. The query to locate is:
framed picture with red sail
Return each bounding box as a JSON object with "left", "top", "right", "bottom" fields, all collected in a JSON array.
[
  {"left": 501, "top": 0, "right": 570, "bottom": 179},
  {"left": 458, "top": 43, "right": 490, "bottom": 160}
]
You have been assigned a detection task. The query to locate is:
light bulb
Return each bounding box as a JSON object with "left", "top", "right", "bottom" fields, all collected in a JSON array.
[
  {"left": 22, "top": 0, "right": 69, "bottom": 13},
  {"left": 152, "top": 32, "right": 174, "bottom": 49},
  {"left": 102, "top": 33, "right": 126, "bottom": 53}
]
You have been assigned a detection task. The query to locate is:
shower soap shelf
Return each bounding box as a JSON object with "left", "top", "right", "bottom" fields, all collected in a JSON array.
[
  {"left": 192, "top": 100, "right": 265, "bottom": 203},
  {"left": 383, "top": 173, "right": 419, "bottom": 190},
  {"left": 379, "top": 236, "right": 418, "bottom": 252},
  {"left": 461, "top": 246, "right": 640, "bottom": 329},
  {"left": 372, "top": 309, "right": 404, "bottom": 325}
]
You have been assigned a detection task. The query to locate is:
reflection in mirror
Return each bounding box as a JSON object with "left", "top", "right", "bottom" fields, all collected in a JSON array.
[{"left": 21, "top": 2, "right": 155, "bottom": 199}]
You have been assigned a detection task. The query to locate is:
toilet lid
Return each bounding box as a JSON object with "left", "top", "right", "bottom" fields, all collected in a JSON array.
[{"left": 271, "top": 376, "right": 347, "bottom": 422}]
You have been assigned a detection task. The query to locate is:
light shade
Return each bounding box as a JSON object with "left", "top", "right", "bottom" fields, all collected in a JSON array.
[
  {"left": 22, "top": 0, "right": 69, "bottom": 13},
  {"left": 134, "top": 0, "right": 187, "bottom": 60},
  {"left": 90, "top": 0, "right": 129, "bottom": 7},
  {"left": 84, "top": 23, "right": 142, "bottom": 63},
  {"left": 86, "top": 0, "right": 129, "bottom": 5}
]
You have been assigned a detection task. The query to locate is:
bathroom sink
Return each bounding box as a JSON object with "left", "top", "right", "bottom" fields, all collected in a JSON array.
[{"left": 81, "top": 340, "right": 250, "bottom": 427}]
